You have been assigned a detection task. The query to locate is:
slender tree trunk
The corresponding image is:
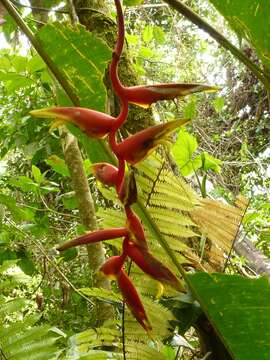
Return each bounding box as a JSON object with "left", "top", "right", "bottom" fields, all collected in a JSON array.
[
  {"left": 29, "top": 0, "right": 114, "bottom": 325},
  {"left": 60, "top": 128, "right": 114, "bottom": 324}
]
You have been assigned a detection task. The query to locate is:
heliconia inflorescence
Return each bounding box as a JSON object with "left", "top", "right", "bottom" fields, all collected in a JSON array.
[{"left": 31, "top": 0, "right": 219, "bottom": 334}]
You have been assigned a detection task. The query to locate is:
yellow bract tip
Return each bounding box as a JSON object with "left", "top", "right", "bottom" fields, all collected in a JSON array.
[
  {"left": 155, "top": 282, "right": 164, "bottom": 299},
  {"left": 49, "top": 119, "right": 66, "bottom": 132}
]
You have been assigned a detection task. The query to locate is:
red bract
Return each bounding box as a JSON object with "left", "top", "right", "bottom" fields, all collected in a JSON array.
[
  {"left": 91, "top": 163, "right": 137, "bottom": 206},
  {"left": 110, "top": 1, "right": 219, "bottom": 108},
  {"left": 115, "top": 83, "right": 220, "bottom": 109},
  {"left": 117, "top": 269, "right": 152, "bottom": 333},
  {"left": 125, "top": 207, "right": 148, "bottom": 250},
  {"left": 100, "top": 255, "right": 152, "bottom": 333},
  {"left": 57, "top": 228, "right": 128, "bottom": 251},
  {"left": 91, "top": 162, "right": 119, "bottom": 187},
  {"left": 123, "top": 237, "right": 185, "bottom": 293},
  {"left": 30, "top": 107, "right": 115, "bottom": 139},
  {"left": 100, "top": 254, "right": 126, "bottom": 279},
  {"left": 114, "top": 118, "right": 190, "bottom": 165}
]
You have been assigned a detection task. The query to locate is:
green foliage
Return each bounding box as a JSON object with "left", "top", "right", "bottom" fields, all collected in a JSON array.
[
  {"left": 209, "top": 0, "right": 270, "bottom": 73},
  {"left": 188, "top": 272, "right": 270, "bottom": 360},
  {"left": 0, "top": 296, "right": 63, "bottom": 360},
  {"left": 124, "top": 0, "right": 144, "bottom": 6},
  {"left": 37, "top": 23, "right": 111, "bottom": 110},
  {"left": 1, "top": 0, "right": 269, "bottom": 358},
  {"left": 172, "top": 129, "right": 221, "bottom": 176}
]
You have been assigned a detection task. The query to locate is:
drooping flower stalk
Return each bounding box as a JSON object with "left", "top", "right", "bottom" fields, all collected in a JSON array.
[
  {"left": 110, "top": 0, "right": 219, "bottom": 109},
  {"left": 29, "top": 0, "right": 220, "bottom": 334}
]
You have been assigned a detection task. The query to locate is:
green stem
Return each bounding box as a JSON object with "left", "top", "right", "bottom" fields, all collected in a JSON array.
[{"left": 163, "top": 0, "right": 270, "bottom": 90}]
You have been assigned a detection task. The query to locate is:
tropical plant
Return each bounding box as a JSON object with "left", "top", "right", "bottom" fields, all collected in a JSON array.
[{"left": 0, "top": 0, "right": 269, "bottom": 359}]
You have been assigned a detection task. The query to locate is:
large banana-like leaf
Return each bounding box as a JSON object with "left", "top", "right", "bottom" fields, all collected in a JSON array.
[{"left": 188, "top": 272, "right": 270, "bottom": 360}]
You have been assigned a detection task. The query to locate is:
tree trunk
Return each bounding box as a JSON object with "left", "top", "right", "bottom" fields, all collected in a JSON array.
[
  {"left": 60, "top": 129, "right": 114, "bottom": 324},
  {"left": 235, "top": 238, "right": 270, "bottom": 278},
  {"left": 30, "top": 0, "right": 114, "bottom": 325}
]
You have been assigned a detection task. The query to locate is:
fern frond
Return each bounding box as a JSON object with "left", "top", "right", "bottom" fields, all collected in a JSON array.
[
  {"left": 125, "top": 296, "right": 175, "bottom": 340},
  {"left": 75, "top": 350, "right": 123, "bottom": 359},
  {"left": 191, "top": 195, "right": 249, "bottom": 269},
  {"left": 125, "top": 342, "right": 166, "bottom": 360},
  {"left": 0, "top": 314, "right": 41, "bottom": 341},
  {"left": 0, "top": 298, "right": 62, "bottom": 360},
  {"left": 79, "top": 287, "right": 122, "bottom": 304}
]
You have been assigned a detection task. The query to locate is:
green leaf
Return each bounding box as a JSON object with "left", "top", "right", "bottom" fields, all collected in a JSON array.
[
  {"left": 139, "top": 46, "right": 155, "bottom": 58},
  {"left": 37, "top": 23, "right": 111, "bottom": 110},
  {"left": 18, "top": 257, "right": 36, "bottom": 276},
  {"left": 31, "top": 165, "right": 43, "bottom": 184},
  {"left": 172, "top": 129, "right": 200, "bottom": 176},
  {"left": 124, "top": 0, "right": 144, "bottom": 5},
  {"left": 200, "top": 152, "right": 222, "bottom": 173},
  {"left": 126, "top": 33, "right": 139, "bottom": 45},
  {"left": 27, "top": 55, "right": 46, "bottom": 72},
  {"left": 8, "top": 176, "right": 38, "bottom": 193},
  {"left": 61, "top": 247, "right": 78, "bottom": 262},
  {"left": 0, "top": 56, "right": 11, "bottom": 71},
  {"left": 12, "top": 56, "right": 28, "bottom": 73},
  {"left": 188, "top": 273, "right": 270, "bottom": 360},
  {"left": 208, "top": 0, "right": 270, "bottom": 73},
  {"left": 183, "top": 98, "right": 197, "bottom": 118},
  {"left": 60, "top": 192, "right": 78, "bottom": 210},
  {"left": 79, "top": 287, "right": 122, "bottom": 303},
  {"left": 45, "top": 155, "right": 70, "bottom": 177},
  {"left": 213, "top": 96, "right": 225, "bottom": 113},
  {"left": 0, "top": 73, "right": 34, "bottom": 93},
  {"left": 0, "top": 194, "right": 35, "bottom": 221},
  {"left": 143, "top": 25, "right": 153, "bottom": 43},
  {"left": 153, "top": 26, "right": 165, "bottom": 44}
]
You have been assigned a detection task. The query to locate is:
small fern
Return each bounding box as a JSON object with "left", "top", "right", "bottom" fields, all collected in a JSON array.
[{"left": 0, "top": 298, "right": 63, "bottom": 360}]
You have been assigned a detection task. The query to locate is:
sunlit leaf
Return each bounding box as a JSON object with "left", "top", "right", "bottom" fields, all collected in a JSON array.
[
  {"left": 188, "top": 273, "right": 270, "bottom": 360},
  {"left": 209, "top": 0, "right": 270, "bottom": 73}
]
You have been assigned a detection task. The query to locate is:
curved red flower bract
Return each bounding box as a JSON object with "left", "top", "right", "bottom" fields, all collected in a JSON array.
[
  {"left": 125, "top": 207, "right": 148, "bottom": 250},
  {"left": 114, "top": 118, "right": 190, "bottom": 165},
  {"left": 121, "top": 83, "right": 220, "bottom": 108},
  {"left": 100, "top": 255, "right": 126, "bottom": 279},
  {"left": 117, "top": 269, "right": 152, "bottom": 333},
  {"left": 123, "top": 238, "right": 185, "bottom": 292},
  {"left": 57, "top": 228, "right": 128, "bottom": 251},
  {"left": 30, "top": 107, "right": 115, "bottom": 139},
  {"left": 91, "top": 162, "right": 119, "bottom": 187}
]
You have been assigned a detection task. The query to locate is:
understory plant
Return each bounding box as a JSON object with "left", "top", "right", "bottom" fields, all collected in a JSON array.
[
  {"left": 30, "top": 0, "right": 217, "bottom": 335},
  {"left": 1, "top": 0, "right": 270, "bottom": 359}
]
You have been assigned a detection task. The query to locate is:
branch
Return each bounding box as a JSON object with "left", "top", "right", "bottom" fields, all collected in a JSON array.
[
  {"left": 162, "top": 0, "right": 270, "bottom": 90},
  {"left": 235, "top": 238, "right": 270, "bottom": 278}
]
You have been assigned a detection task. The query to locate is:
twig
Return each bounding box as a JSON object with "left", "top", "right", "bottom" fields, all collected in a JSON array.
[
  {"left": 0, "top": 347, "right": 8, "bottom": 360},
  {"left": 162, "top": 0, "right": 270, "bottom": 90},
  {"left": 6, "top": 218, "right": 94, "bottom": 306},
  {"left": 67, "top": 0, "right": 78, "bottom": 25},
  {"left": 121, "top": 260, "right": 132, "bottom": 360}
]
